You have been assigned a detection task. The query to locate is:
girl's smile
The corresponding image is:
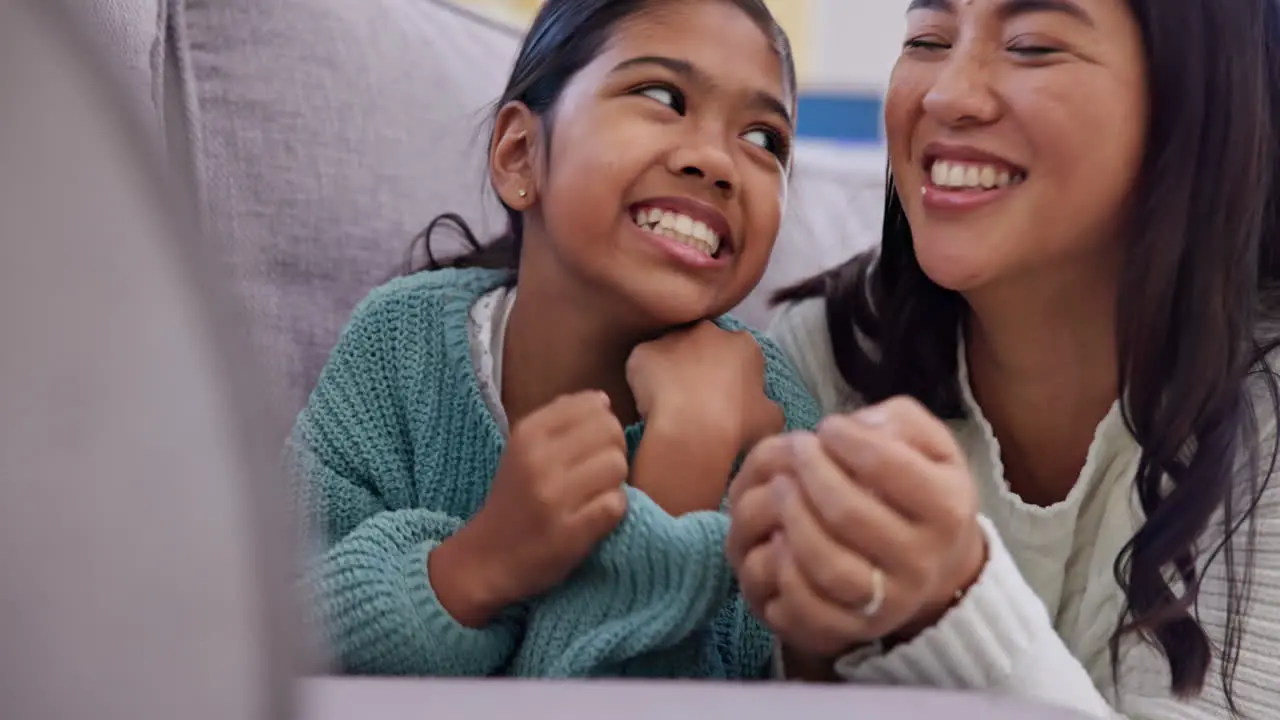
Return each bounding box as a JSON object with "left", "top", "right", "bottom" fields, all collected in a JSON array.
[{"left": 629, "top": 196, "right": 734, "bottom": 269}]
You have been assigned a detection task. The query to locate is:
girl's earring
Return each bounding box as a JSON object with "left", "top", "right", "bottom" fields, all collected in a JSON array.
[{"left": 518, "top": 189, "right": 528, "bottom": 198}]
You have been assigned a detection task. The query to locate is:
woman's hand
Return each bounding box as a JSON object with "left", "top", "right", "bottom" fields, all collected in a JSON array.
[
  {"left": 727, "top": 397, "right": 986, "bottom": 662},
  {"left": 625, "top": 321, "right": 783, "bottom": 515}
]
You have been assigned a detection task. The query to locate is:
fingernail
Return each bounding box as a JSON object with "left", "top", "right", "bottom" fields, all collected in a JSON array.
[{"left": 597, "top": 391, "right": 611, "bottom": 407}]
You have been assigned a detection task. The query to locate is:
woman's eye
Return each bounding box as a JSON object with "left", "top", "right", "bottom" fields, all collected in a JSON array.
[
  {"left": 1009, "top": 44, "right": 1061, "bottom": 58},
  {"left": 637, "top": 85, "right": 685, "bottom": 114},
  {"left": 904, "top": 37, "right": 950, "bottom": 51},
  {"left": 742, "top": 127, "right": 790, "bottom": 161}
]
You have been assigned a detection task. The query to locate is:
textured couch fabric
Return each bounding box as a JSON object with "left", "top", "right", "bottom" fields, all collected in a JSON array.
[
  {"left": 62, "top": 0, "right": 164, "bottom": 135},
  {"left": 70, "top": 0, "right": 882, "bottom": 427}
]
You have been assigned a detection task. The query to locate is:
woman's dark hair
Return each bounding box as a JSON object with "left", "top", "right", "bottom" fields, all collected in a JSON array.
[
  {"left": 404, "top": 0, "right": 795, "bottom": 277},
  {"left": 777, "top": 0, "right": 1280, "bottom": 711}
]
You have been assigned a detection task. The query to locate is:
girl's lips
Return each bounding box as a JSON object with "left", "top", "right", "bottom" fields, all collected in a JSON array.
[{"left": 629, "top": 220, "right": 730, "bottom": 270}]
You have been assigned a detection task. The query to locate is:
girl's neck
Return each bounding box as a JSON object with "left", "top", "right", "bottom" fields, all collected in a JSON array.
[
  {"left": 963, "top": 266, "right": 1120, "bottom": 506},
  {"left": 499, "top": 275, "right": 645, "bottom": 428}
]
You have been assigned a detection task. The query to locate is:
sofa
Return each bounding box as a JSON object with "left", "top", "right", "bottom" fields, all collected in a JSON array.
[{"left": 66, "top": 0, "right": 884, "bottom": 431}]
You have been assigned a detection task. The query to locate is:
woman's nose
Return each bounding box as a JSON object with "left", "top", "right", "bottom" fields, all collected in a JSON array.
[{"left": 921, "top": 49, "right": 1001, "bottom": 127}]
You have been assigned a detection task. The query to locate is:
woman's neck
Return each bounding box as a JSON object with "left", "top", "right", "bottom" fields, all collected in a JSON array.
[
  {"left": 964, "top": 269, "right": 1120, "bottom": 506},
  {"left": 499, "top": 275, "right": 645, "bottom": 429}
]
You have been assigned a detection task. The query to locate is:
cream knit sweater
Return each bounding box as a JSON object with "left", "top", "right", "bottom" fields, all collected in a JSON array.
[{"left": 769, "top": 299, "right": 1280, "bottom": 718}]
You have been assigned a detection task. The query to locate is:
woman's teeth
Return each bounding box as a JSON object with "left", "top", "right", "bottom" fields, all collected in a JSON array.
[
  {"left": 632, "top": 207, "right": 721, "bottom": 257},
  {"left": 930, "top": 159, "right": 1024, "bottom": 190}
]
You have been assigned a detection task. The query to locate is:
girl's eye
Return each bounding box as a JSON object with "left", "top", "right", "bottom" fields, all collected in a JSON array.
[
  {"left": 636, "top": 84, "right": 686, "bottom": 114},
  {"left": 742, "top": 127, "right": 790, "bottom": 162}
]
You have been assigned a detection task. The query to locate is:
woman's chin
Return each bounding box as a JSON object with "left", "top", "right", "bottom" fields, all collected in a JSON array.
[{"left": 915, "top": 250, "right": 993, "bottom": 294}]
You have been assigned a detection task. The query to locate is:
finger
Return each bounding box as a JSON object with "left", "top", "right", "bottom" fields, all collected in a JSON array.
[
  {"left": 775, "top": 475, "right": 888, "bottom": 608},
  {"left": 520, "top": 390, "right": 617, "bottom": 439},
  {"left": 569, "top": 486, "right": 629, "bottom": 544},
  {"left": 735, "top": 535, "right": 780, "bottom": 615},
  {"left": 563, "top": 448, "right": 630, "bottom": 503},
  {"left": 519, "top": 392, "right": 625, "bottom": 470},
  {"left": 849, "top": 397, "right": 960, "bottom": 464},
  {"left": 763, "top": 537, "right": 868, "bottom": 657},
  {"left": 726, "top": 481, "right": 783, "bottom": 566},
  {"left": 788, "top": 433, "right": 916, "bottom": 558},
  {"left": 812, "top": 417, "right": 949, "bottom": 523},
  {"left": 727, "top": 434, "right": 794, "bottom": 508},
  {"left": 553, "top": 407, "right": 627, "bottom": 466}
]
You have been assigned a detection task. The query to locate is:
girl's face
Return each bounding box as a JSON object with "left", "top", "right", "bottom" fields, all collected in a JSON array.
[
  {"left": 495, "top": 0, "right": 794, "bottom": 328},
  {"left": 885, "top": 0, "right": 1147, "bottom": 295}
]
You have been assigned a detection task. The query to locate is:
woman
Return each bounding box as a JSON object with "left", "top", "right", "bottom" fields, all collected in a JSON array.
[{"left": 727, "top": 0, "right": 1280, "bottom": 716}]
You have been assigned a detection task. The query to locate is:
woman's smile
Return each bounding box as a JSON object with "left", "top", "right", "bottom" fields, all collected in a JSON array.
[{"left": 919, "top": 142, "right": 1028, "bottom": 213}]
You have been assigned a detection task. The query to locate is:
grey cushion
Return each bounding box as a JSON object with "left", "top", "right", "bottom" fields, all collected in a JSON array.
[
  {"left": 61, "top": 0, "right": 164, "bottom": 136},
  {"left": 169, "top": 0, "right": 517, "bottom": 418}
]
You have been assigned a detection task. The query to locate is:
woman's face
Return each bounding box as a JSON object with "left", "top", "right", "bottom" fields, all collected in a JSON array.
[
  {"left": 500, "top": 0, "right": 794, "bottom": 329},
  {"left": 884, "top": 0, "right": 1148, "bottom": 294}
]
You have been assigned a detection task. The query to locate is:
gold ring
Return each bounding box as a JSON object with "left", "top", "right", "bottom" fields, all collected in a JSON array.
[{"left": 860, "top": 567, "right": 885, "bottom": 618}]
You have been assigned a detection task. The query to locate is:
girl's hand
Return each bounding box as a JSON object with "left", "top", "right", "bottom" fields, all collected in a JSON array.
[
  {"left": 430, "top": 391, "right": 629, "bottom": 627},
  {"left": 627, "top": 321, "right": 782, "bottom": 451},
  {"left": 727, "top": 397, "right": 986, "bottom": 661},
  {"left": 626, "top": 321, "right": 783, "bottom": 514}
]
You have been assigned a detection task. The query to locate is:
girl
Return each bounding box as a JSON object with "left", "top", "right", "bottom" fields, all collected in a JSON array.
[
  {"left": 290, "top": 0, "right": 820, "bottom": 679},
  {"left": 729, "top": 0, "right": 1280, "bottom": 717}
]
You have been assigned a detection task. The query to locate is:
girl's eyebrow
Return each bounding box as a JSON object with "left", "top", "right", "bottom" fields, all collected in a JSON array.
[{"left": 610, "top": 55, "right": 794, "bottom": 129}]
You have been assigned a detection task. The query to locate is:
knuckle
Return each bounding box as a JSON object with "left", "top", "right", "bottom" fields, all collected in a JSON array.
[
  {"left": 790, "top": 431, "right": 822, "bottom": 459},
  {"left": 900, "top": 551, "right": 933, "bottom": 586},
  {"left": 756, "top": 434, "right": 791, "bottom": 462},
  {"left": 738, "top": 436, "right": 786, "bottom": 480},
  {"left": 811, "top": 560, "right": 854, "bottom": 600},
  {"left": 816, "top": 413, "right": 853, "bottom": 440},
  {"left": 825, "top": 497, "right": 860, "bottom": 531},
  {"left": 885, "top": 394, "right": 925, "bottom": 416},
  {"left": 602, "top": 489, "right": 629, "bottom": 522},
  {"left": 529, "top": 483, "right": 559, "bottom": 511},
  {"left": 936, "top": 497, "right": 971, "bottom": 533},
  {"left": 610, "top": 452, "right": 630, "bottom": 480}
]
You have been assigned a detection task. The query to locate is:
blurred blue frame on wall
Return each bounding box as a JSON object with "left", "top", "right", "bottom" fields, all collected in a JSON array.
[{"left": 795, "top": 92, "right": 882, "bottom": 145}]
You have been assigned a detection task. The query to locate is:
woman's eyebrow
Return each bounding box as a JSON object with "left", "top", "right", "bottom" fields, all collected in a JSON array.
[{"left": 908, "top": 0, "right": 1095, "bottom": 27}]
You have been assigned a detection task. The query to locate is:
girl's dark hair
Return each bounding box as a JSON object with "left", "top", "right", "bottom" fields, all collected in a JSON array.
[
  {"left": 405, "top": 0, "right": 795, "bottom": 277},
  {"left": 777, "top": 0, "right": 1280, "bottom": 711}
]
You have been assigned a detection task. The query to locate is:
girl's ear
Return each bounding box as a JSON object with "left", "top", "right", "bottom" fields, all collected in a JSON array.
[{"left": 490, "top": 101, "right": 542, "bottom": 210}]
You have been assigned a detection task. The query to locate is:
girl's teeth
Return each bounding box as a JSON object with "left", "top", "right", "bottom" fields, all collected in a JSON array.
[
  {"left": 930, "top": 159, "right": 1022, "bottom": 190},
  {"left": 631, "top": 208, "right": 721, "bottom": 257},
  {"left": 674, "top": 214, "right": 694, "bottom": 235}
]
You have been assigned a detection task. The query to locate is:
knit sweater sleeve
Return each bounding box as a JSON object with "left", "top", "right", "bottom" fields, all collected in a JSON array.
[
  {"left": 515, "top": 328, "right": 825, "bottom": 678},
  {"left": 289, "top": 283, "right": 519, "bottom": 677},
  {"left": 832, "top": 500, "right": 1280, "bottom": 719},
  {"left": 770, "top": 298, "right": 1280, "bottom": 718}
]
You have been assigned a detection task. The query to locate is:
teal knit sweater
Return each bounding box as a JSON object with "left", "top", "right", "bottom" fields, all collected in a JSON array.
[{"left": 289, "top": 268, "right": 822, "bottom": 679}]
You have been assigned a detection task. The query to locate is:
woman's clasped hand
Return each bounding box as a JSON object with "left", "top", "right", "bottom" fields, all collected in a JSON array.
[{"left": 728, "top": 397, "right": 986, "bottom": 659}]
